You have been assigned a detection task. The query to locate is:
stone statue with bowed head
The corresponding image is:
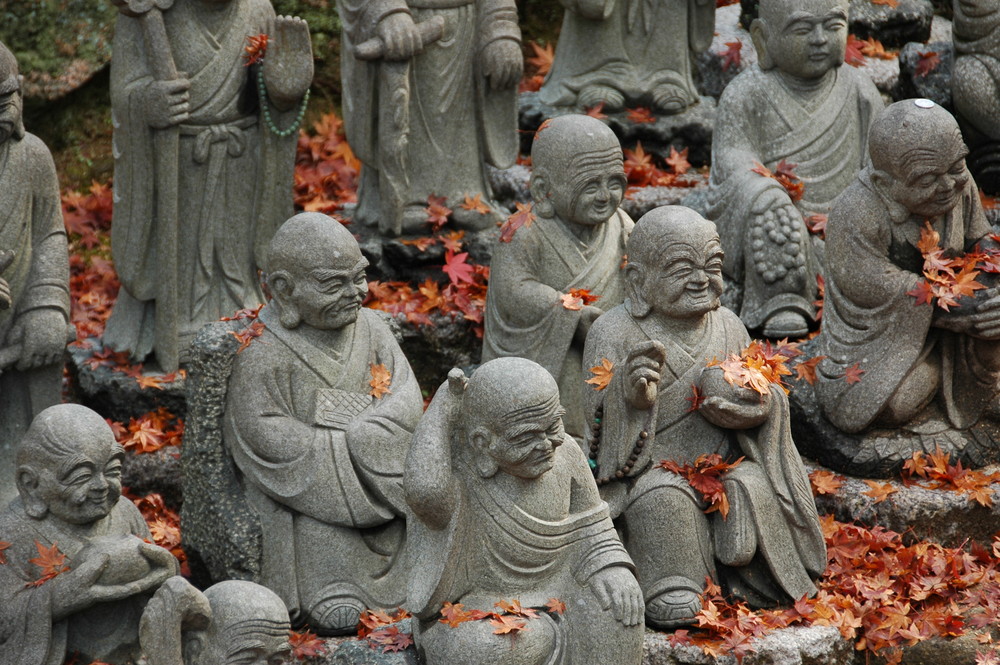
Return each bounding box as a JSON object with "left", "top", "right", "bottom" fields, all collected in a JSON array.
[
  {"left": 104, "top": 0, "right": 313, "bottom": 371},
  {"left": 0, "top": 41, "right": 71, "bottom": 508},
  {"left": 0, "top": 404, "right": 179, "bottom": 664},
  {"left": 583, "top": 206, "right": 826, "bottom": 628},
  {"left": 540, "top": 0, "right": 715, "bottom": 113},
  {"left": 217, "top": 212, "right": 423, "bottom": 634},
  {"left": 483, "top": 114, "right": 632, "bottom": 438},
  {"left": 139, "top": 577, "right": 292, "bottom": 665},
  {"left": 338, "top": 0, "right": 522, "bottom": 235},
  {"left": 405, "top": 359, "right": 644, "bottom": 665},
  {"left": 952, "top": 0, "right": 1000, "bottom": 192},
  {"left": 707, "top": 0, "right": 883, "bottom": 338}
]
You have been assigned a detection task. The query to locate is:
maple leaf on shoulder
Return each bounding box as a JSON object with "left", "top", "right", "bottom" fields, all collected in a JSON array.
[
  {"left": 499, "top": 202, "right": 536, "bottom": 243},
  {"left": 230, "top": 320, "right": 265, "bottom": 353},
  {"left": 586, "top": 358, "right": 614, "bottom": 391},
  {"left": 369, "top": 363, "right": 392, "bottom": 399},
  {"left": 545, "top": 598, "right": 566, "bottom": 615}
]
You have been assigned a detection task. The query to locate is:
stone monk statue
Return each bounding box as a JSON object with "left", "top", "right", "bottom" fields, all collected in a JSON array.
[
  {"left": 105, "top": 1, "right": 313, "bottom": 371},
  {"left": 707, "top": 0, "right": 883, "bottom": 337},
  {"left": 0, "top": 404, "right": 179, "bottom": 665},
  {"left": 338, "top": 0, "right": 522, "bottom": 235},
  {"left": 583, "top": 207, "right": 826, "bottom": 628},
  {"left": 540, "top": 0, "right": 715, "bottom": 113},
  {"left": 405, "top": 358, "right": 644, "bottom": 665},
  {"left": 0, "top": 42, "right": 71, "bottom": 508},
  {"left": 221, "top": 213, "right": 423, "bottom": 634},
  {"left": 483, "top": 114, "right": 632, "bottom": 438}
]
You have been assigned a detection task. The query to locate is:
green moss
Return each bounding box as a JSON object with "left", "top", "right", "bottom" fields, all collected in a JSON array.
[{"left": 0, "top": 0, "right": 115, "bottom": 77}]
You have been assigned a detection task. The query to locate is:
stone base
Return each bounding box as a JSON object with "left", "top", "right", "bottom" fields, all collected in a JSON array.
[{"left": 894, "top": 41, "right": 954, "bottom": 110}]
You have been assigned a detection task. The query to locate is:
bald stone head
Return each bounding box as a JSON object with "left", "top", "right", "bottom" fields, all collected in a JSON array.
[
  {"left": 530, "top": 115, "right": 626, "bottom": 226},
  {"left": 266, "top": 212, "right": 370, "bottom": 330},
  {"left": 187, "top": 581, "right": 292, "bottom": 665},
  {"left": 752, "top": 0, "right": 848, "bottom": 78},
  {"left": 0, "top": 41, "right": 24, "bottom": 144}
]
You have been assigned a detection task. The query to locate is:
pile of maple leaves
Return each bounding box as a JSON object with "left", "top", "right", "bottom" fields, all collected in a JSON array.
[{"left": 907, "top": 222, "right": 1000, "bottom": 310}]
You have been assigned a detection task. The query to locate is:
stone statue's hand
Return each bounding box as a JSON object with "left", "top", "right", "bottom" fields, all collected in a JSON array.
[
  {"left": 750, "top": 186, "right": 794, "bottom": 218},
  {"left": 590, "top": 566, "right": 644, "bottom": 627},
  {"left": 10, "top": 308, "right": 66, "bottom": 371},
  {"left": 141, "top": 77, "right": 191, "bottom": 129},
  {"left": 626, "top": 340, "right": 667, "bottom": 410},
  {"left": 481, "top": 39, "right": 523, "bottom": 91},
  {"left": 264, "top": 15, "right": 314, "bottom": 106},
  {"left": 966, "top": 291, "right": 1000, "bottom": 340},
  {"left": 377, "top": 12, "right": 422, "bottom": 62},
  {"left": 573, "top": 305, "right": 604, "bottom": 346},
  {"left": 699, "top": 391, "right": 770, "bottom": 430}
]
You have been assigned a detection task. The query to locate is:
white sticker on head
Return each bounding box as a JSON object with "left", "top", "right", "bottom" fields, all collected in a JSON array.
[{"left": 914, "top": 98, "right": 935, "bottom": 109}]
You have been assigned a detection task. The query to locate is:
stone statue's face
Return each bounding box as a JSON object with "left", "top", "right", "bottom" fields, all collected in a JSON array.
[
  {"left": 551, "top": 155, "right": 626, "bottom": 227},
  {"left": 887, "top": 141, "right": 971, "bottom": 218},
  {"left": 764, "top": 0, "right": 848, "bottom": 79},
  {"left": 193, "top": 620, "right": 292, "bottom": 665},
  {"left": 641, "top": 238, "right": 724, "bottom": 319},
  {"left": 32, "top": 432, "right": 124, "bottom": 525},
  {"left": 488, "top": 398, "right": 565, "bottom": 479},
  {"left": 0, "top": 72, "right": 22, "bottom": 146},
  {"left": 289, "top": 255, "right": 369, "bottom": 331}
]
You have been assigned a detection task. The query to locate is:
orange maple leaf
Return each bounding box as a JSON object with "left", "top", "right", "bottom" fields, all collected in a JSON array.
[
  {"left": 369, "top": 363, "right": 392, "bottom": 399},
  {"left": 872, "top": 0, "right": 900, "bottom": 6},
  {"left": 499, "top": 202, "right": 535, "bottom": 243},
  {"left": 859, "top": 36, "right": 895, "bottom": 60},
  {"left": 862, "top": 480, "right": 898, "bottom": 504},
  {"left": 626, "top": 107, "right": 656, "bottom": 124},
  {"left": 624, "top": 143, "right": 656, "bottom": 187},
  {"left": 809, "top": 469, "right": 845, "bottom": 496},
  {"left": 843, "top": 363, "right": 865, "bottom": 384},
  {"left": 585, "top": 103, "right": 608, "bottom": 120},
  {"left": 135, "top": 374, "right": 165, "bottom": 391},
  {"left": 666, "top": 146, "right": 691, "bottom": 176},
  {"left": 526, "top": 41, "right": 555, "bottom": 77},
  {"left": 425, "top": 194, "right": 452, "bottom": 231},
  {"left": 123, "top": 416, "right": 167, "bottom": 454},
  {"left": 244, "top": 33, "right": 268, "bottom": 66},
  {"left": 28, "top": 541, "right": 70, "bottom": 586},
  {"left": 439, "top": 602, "right": 489, "bottom": 628},
  {"left": 369, "top": 625, "right": 414, "bottom": 653},
  {"left": 586, "top": 358, "right": 614, "bottom": 391},
  {"left": 288, "top": 629, "right": 327, "bottom": 658},
  {"left": 495, "top": 599, "right": 541, "bottom": 619},
  {"left": 490, "top": 614, "right": 530, "bottom": 635},
  {"left": 545, "top": 598, "right": 566, "bottom": 615},
  {"left": 400, "top": 237, "right": 437, "bottom": 252},
  {"left": 0, "top": 540, "right": 9, "bottom": 565},
  {"left": 230, "top": 320, "right": 265, "bottom": 353},
  {"left": 460, "top": 193, "right": 491, "bottom": 215},
  {"left": 794, "top": 356, "right": 826, "bottom": 385},
  {"left": 441, "top": 230, "right": 465, "bottom": 253}
]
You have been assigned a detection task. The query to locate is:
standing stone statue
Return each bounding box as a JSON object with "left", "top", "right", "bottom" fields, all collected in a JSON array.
[
  {"left": 953, "top": 0, "right": 1000, "bottom": 193},
  {"left": 105, "top": 0, "right": 313, "bottom": 372},
  {"left": 483, "top": 115, "right": 632, "bottom": 438},
  {"left": 540, "top": 0, "right": 715, "bottom": 113},
  {"left": 405, "top": 359, "right": 644, "bottom": 665},
  {"left": 707, "top": 0, "right": 883, "bottom": 337},
  {"left": 0, "top": 404, "right": 179, "bottom": 664},
  {"left": 337, "top": 0, "right": 522, "bottom": 235},
  {"left": 0, "top": 42, "right": 71, "bottom": 509},
  {"left": 216, "top": 213, "right": 423, "bottom": 634},
  {"left": 584, "top": 206, "right": 826, "bottom": 628}
]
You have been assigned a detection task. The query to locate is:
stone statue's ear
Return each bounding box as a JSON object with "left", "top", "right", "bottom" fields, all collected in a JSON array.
[
  {"left": 269, "top": 271, "right": 302, "bottom": 329},
  {"left": 750, "top": 19, "right": 773, "bottom": 70},
  {"left": 470, "top": 430, "right": 500, "bottom": 478},
  {"left": 17, "top": 466, "right": 47, "bottom": 519},
  {"left": 530, "top": 173, "right": 555, "bottom": 218},
  {"left": 623, "top": 264, "right": 651, "bottom": 318}
]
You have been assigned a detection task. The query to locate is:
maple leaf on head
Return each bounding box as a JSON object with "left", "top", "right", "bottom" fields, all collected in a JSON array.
[
  {"left": 459, "top": 193, "right": 492, "bottom": 216},
  {"left": 721, "top": 40, "right": 742, "bottom": 72},
  {"left": 288, "top": 629, "right": 327, "bottom": 658},
  {"left": 369, "top": 363, "right": 392, "bottom": 399},
  {"left": 28, "top": 541, "right": 70, "bottom": 586},
  {"left": 666, "top": 146, "right": 691, "bottom": 175},
  {"left": 243, "top": 33, "right": 268, "bottom": 66},
  {"left": 626, "top": 107, "right": 656, "bottom": 124},
  {"left": 915, "top": 51, "right": 941, "bottom": 78},
  {"left": 442, "top": 250, "right": 476, "bottom": 285},
  {"left": 499, "top": 202, "right": 536, "bottom": 243},
  {"left": 586, "top": 358, "right": 614, "bottom": 391}
]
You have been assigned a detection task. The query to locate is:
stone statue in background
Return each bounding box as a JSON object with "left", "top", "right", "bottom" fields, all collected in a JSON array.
[
  {"left": 220, "top": 213, "right": 423, "bottom": 634},
  {"left": 337, "top": 0, "right": 522, "bottom": 235},
  {"left": 483, "top": 115, "right": 632, "bottom": 438},
  {"left": 707, "top": 0, "right": 883, "bottom": 337},
  {"left": 0, "top": 404, "right": 178, "bottom": 664},
  {"left": 105, "top": 0, "right": 313, "bottom": 372},
  {"left": 952, "top": 0, "right": 1000, "bottom": 193},
  {"left": 540, "top": 0, "right": 715, "bottom": 113},
  {"left": 0, "top": 42, "right": 71, "bottom": 509},
  {"left": 139, "top": 577, "right": 292, "bottom": 665},
  {"left": 584, "top": 207, "right": 826, "bottom": 628},
  {"left": 405, "top": 359, "right": 644, "bottom": 665}
]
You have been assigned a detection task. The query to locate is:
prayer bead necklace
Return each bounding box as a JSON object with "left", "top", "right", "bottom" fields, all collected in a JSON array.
[
  {"left": 257, "top": 63, "right": 310, "bottom": 138},
  {"left": 587, "top": 403, "right": 655, "bottom": 486}
]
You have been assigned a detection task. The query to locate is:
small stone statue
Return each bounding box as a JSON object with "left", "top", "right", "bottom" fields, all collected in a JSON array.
[
  {"left": 0, "top": 41, "right": 71, "bottom": 507},
  {"left": 583, "top": 206, "right": 826, "bottom": 628},
  {"left": 0, "top": 404, "right": 178, "bottom": 664},
  {"left": 405, "top": 358, "right": 644, "bottom": 665},
  {"left": 337, "top": 0, "right": 523, "bottom": 235},
  {"left": 105, "top": 0, "right": 313, "bottom": 371},
  {"left": 139, "top": 577, "right": 292, "bottom": 665},
  {"left": 953, "top": 0, "right": 1000, "bottom": 192},
  {"left": 707, "top": 0, "right": 883, "bottom": 337},
  {"left": 219, "top": 213, "right": 423, "bottom": 634},
  {"left": 483, "top": 114, "right": 632, "bottom": 438},
  {"left": 540, "top": 0, "right": 715, "bottom": 113}
]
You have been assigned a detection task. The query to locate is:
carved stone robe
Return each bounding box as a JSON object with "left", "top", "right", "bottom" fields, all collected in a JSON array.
[
  {"left": 954, "top": 1, "right": 1000, "bottom": 99},
  {"left": 483, "top": 211, "right": 633, "bottom": 437},
  {"left": 224, "top": 307, "right": 423, "bottom": 623}
]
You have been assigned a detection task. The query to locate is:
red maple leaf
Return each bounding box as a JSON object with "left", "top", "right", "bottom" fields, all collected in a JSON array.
[
  {"left": 666, "top": 146, "right": 691, "bottom": 176},
  {"left": 721, "top": 41, "right": 742, "bottom": 72},
  {"left": 915, "top": 51, "right": 941, "bottom": 78},
  {"left": 425, "top": 194, "right": 452, "bottom": 231},
  {"left": 230, "top": 320, "right": 265, "bottom": 353},
  {"left": 845, "top": 34, "right": 866, "bottom": 66},
  {"left": 442, "top": 250, "right": 476, "bottom": 285},
  {"left": 368, "top": 626, "right": 414, "bottom": 653},
  {"left": 843, "top": 363, "right": 865, "bottom": 384},
  {"left": 686, "top": 384, "right": 706, "bottom": 412},
  {"left": 499, "top": 202, "right": 535, "bottom": 243},
  {"left": 244, "top": 34, "right": 268, "bottom": 66},
  {"left": 27, "top": 541, "right": 70, "bottom": 586},
  {"left": 626, "top": 107, "right": 656, "bottom": 124},
  {"left": 288, "top": 629, "right": 327, "bottom": 658}
]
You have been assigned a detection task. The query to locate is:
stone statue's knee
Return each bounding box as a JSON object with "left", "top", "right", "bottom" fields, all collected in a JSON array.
[{"left": 421, "top": 614, "right": 557, "bottom": 665}]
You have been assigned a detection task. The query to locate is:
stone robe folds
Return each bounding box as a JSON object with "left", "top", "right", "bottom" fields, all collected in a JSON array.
[
  {"left": 817, "top": 173, "right": 999, "bottom": 434},
  {"left": 584, "top": 305, "right": 826, "bottom": 606},
  {"left": 0, "top": 499, "right": 152, "bottom": 665},
  {"left": 224, "top": 307, "right": 423, "bottom": 622},
  {"left": 107, "top": 0, "right": 298, "bottom": 364},
  {"left": 954, "top": 1, "right": 1000, "bottom": 84},
  {"left": 338, "top": 0, "right": 520, "bottom": 231},
  {"left": 707, "top": 66, "right": 883, "bottom": 327},
  {"left": 0, "top": 133, "right": 70, "bottom": 507},
  {"left": 483, "top": 211, "right": 633, "bottom": 437}
]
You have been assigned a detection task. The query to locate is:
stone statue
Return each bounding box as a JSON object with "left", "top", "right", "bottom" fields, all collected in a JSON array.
[
  {"left": 0, "top": 404, "right": 179, "bottom": 664},
  {"left": 810, "top": 100, "right": 1000, "bottom": 469},
  {"left": 483, "top": 114, "right": 632, "bottom": 438},
  {"left": 583, "top": 206, "right": 826, "bottom": 628},
  {"left": 952, "top": 0, "right": 1000, "bottom": 193},
  {"left": 105, "top": 0, "right": 313, "bottom": 372},
  {"left": 0, "top": 42, "right": 71, "bottom": 508},
  {"left": 139, "top": 577, "right": 292, "bottom": 665},
  {"left": 337, "top": 0, "right": 522, "bottom": 235},
  {"left": 540, "top": 0, "right": 715, "bottom": 113},
  {"left": 218, "top": 212, "right": 423, "bottom": 634},
  {"left": 706, "top": 0, "right": 883, "bottom": 337},
  {"left": 405, "top": 359, "right": 644, "bottom": 665}
]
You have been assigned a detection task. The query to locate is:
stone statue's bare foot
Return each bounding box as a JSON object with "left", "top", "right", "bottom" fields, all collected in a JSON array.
[
  {"left": 651, "top": 83, "right": 691, "bottom": 114},
  {"left": 578, "top": 84, "right": 624, "bottom": 113},
  {"left": 763, "top": 309, "right": 809, "bottom": 338}
]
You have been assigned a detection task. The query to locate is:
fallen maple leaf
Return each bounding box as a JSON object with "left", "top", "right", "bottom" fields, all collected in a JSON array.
[
  {"left": 399, "top": 236, "right": 437, "bottom": 252},
  {"left": 288, "top": 629, "right": 327, "bottom": 658},
  {"left": 721, "top": 41, "right": 742, "bottom": 72},
  {"left": 0, "top": 540, "right": 9, "bottom": 565},
  {"left": 499, "top": 202, "right": 535, "bottom": 243},
  {"left": 244, "top": 33, "right": 268, "bottom": 66},
  {"left": 586, "top": 358, "right": 614, "bottom": 391},
  {"left": 442, "top": 250, "right": 475, "bottom": 285},
  {"left": 915, "top": 51, "right": 941, "bottom": 78},
  {"left": 490, "top": 613, "right": 529, "bottom": 635},
  {"left": 460, "top": 193, "right": 491, "bottom": 215},
  {"left": 28, "top": 541, "right": 70, "bottom": 586},
  {"left": 526, "top": 41, "right": 555, "bottom": 77},
  {"left": 545, "top": 598, "right": 566, "bottom": 615},
  {"left": 859, "top": 36, "right": 895, "bottom": 60},
  {"left": 369, "top": 363, "right": 392, "bottom": 399},
  {"left": 135, "top": 374, "right": 165, "bottom": 391},
  {"left": 666, "top": 146, "right": 691, "bottom": 175},
  {"left": 368, "top": 626, "right": 414, "bottom": 653},
  {"left": 659, "top": 454, "right": 744, "bottom": 518},
  {"left": 425, "top": 194, "right": 452, "bottom": 231},
  {"left": 862, "top": 480, "right": 898, "bottom": 504},
  {"left": 230, "top": 320, "right": 265, "bottom": 353},
  {"left": 843, "top": 363, "right": 865, "bottom": 384},
  {"left": 809, "top": 469, "right": 845, "bottom": 496},
  {"left": 686, "top": 384, "right": 706, "bottom": 412},
  {"left": 441, "top": 230, "right": 465, "bottom": 253},
  {"left": 626, "top": 107, "right": 656, "bottom": 124},
  {"left": 794, "top": 356, "right": 826, "bottom": 385},
  {"left": 560, "top": 288, "right": 600, "bottom": 311},
  {"left": 845, "top": 34, "right": 866, "bottom": 66},
  {"left": 585, "top": 103, "right": 608, "bottom": 120},
  {"left": 872, "top": 0, "right": 900, "bottom": 7}
]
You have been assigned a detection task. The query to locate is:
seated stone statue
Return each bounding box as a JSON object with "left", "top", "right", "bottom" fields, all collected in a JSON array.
[
  {"left": 220, "top": 212, "right": 423, "bottom": 634},
  {"left": 583, "top": 206, "right": 826, "bottom": 628},
  {"left": 953, "top": 0, "right": 1000, "bottom": 192},
  {"left": 0, "top": 404, "right": 178, "bottom": 664},
  {"left": 707, "top": 0, "right": 883, "bottom": 337},
  {"left": 483, "top": 114, "right": 632, "bottom": 437},
  {"left": 405, "top": 358, "right": 644, "bottom": 665},
  {"left": 540, "top": 0, "right": 715, "bottom": 113},
  {"left": 811, "top": 100, "right": 1000, "bottom": 469}
]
